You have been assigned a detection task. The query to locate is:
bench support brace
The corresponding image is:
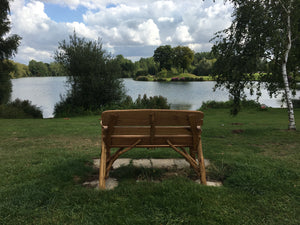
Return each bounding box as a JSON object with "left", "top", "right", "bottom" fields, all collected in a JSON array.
[{"left": 99, "top": 139, "right": 142, "bottom": 189}]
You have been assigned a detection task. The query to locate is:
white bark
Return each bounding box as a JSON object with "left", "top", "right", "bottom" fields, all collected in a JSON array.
[{"left": 282, "top": 0, "right": 296, "bottom": 130}]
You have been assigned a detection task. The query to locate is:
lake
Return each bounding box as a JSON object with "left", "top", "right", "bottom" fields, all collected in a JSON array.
[{"left": 11, "top": 77, "right": 297, "bottom": 118}]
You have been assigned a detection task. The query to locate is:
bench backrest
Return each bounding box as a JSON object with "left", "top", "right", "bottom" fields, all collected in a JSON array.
[{"left": 101, "top": 109, "right": 204, "bottom": 148}]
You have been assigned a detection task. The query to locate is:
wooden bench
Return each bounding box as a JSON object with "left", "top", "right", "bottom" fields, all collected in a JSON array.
[{"left": 99, "top": 109, "right": 207, "bottom": 189}]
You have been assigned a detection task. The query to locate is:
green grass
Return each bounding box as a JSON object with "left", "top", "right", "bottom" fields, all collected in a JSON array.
[{"left": 1, "top": 109, "right": 300, "bottom": 224}]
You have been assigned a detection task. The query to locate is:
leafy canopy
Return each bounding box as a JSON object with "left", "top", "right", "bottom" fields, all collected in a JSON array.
[
  {"left": 0, "top": 0, "right": 21, "bottom": 104},
  {"left": 212, "top": 0, "right": 300, "bottom": 115},
  {"left": 54, "top": 32, "right": 124, "bottom": 113}
]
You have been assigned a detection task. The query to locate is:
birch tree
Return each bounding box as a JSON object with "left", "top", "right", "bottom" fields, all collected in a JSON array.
[{"left": 212, "top": 0, "right": 299, "bottom": 130}]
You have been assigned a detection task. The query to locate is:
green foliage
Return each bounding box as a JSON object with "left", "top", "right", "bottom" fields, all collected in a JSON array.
[
  {"left": 192, "top": 58, "right": 215, "bottom": 76},
  {"left": 0, "top": 0, "right": 21, "bottom": 104},
  {"left": 53, "top": 97, "right": 93, "bottom": 118},
  {"left": 9, "top": 60, "right": 30, "bottom": 78},
  {"left": 173, "top": 46, "right": 194, "bottom": 72},
  {"left": 132, "top": 94, "right": 170, "bottom": 109},
  {"left": 54, "top": 32, "right": 124, "bottom": 116},
  {"left": 134, "top": 57, "right": 159, "bottom": 77},
  {"left": 0, "top": 60, "right": 12, "bottom": 104},
  {"left": 156, "top": 68, "right": 176, "bottom": 78},
  {"left": 102, "top": 94, "right": 170, "bottom": 110},
  {"left": 153, "top": 45, "right": 173, "bottom": 70},
  {"left": 135, "top": 76, "right": 149, "bottom": 81},
  {"left": 200, "top": 100, "right": 262, "bottom": 111},
  {"left": 193, "top": 52, "right": 215, "bottom": 62},
  {"left": 113, "top": 54, "right": 135, "bottom": 78},
  {"left": 48, "top": 62, "right": 67, "bottom": 77},
  {"left": 292, "top": 99, "right": 300, "bottom": 108},
  {"left": 211, "top": 0, "right": 300, "bottom": 119},
  {"left": 0, "top": 98, "right": 42, "bottom": 118},
  {"left": 28, "top": 60, "right": 50, "bottom": 77},
  {"left": 8, "top": 60, "right": 66, "bottom": 78},
  {"left": 135, "top": 70, "right": 148, "bottom": 77}
]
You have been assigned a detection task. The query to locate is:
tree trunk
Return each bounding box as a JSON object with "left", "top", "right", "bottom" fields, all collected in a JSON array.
[{"left": 282, "top": 1, "right": 296, "bottom": 130}]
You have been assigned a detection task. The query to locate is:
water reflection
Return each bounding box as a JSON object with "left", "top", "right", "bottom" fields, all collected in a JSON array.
[{"left": 11, "top": 77, "right": 299, "bottom": 118}]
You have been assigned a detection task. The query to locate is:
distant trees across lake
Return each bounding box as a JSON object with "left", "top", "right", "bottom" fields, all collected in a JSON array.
[
  {"left": 10, "top": 46, "right": 278, "bottom": 80},
  {"left": 9, "top": 49, "right": 221, "bottom": 79},
  {"left": 9, "top": 60, "right": 67, "bottom": 78}
]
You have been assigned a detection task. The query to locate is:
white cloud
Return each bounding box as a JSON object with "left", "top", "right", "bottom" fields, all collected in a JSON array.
[
  {"left": 174, "top": 24, "right": 193, "bottom": 43},
  {"left": 18, "top": 46, "right": 52, "bottom": 62},
  {"left": 135, "top": 19, "right": 161, "bottom": 45},
  {"left": 158, "top": 17, "right": 174, "bottom": 23},
  {"left": 10, "top": 0, "right": 232, "bottom": 64},
  {"left": 66, "top": 22, "right": 98, "bottom": 39}
]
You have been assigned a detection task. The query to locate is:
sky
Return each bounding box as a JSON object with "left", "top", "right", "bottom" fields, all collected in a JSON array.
[{"left": 9, "top": 0, "right": 233, "bottom": 65}]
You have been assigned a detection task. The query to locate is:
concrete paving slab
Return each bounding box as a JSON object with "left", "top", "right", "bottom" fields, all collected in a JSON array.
[
  {"left": 173, "top": 159, "right": 190, "bottom": 168},
  {"left": 150, "top": 159, "right": 176, "bottom": 168},
  {"left": 93, "top": 158, "right": 211, "bottom": 169},
  {"left": 132, "top": 159, "right": 152, "bottom": 168},
  {"left": 112, "top": 158, "right": 131, "bottom": 169}
]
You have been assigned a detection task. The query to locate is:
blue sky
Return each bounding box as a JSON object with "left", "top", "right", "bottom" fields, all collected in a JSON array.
[
  {"left": 10, "top": 0, "right": 232, "bottom": 64},
  {"left": 44, "top": 4, "right": 86, "bottom": 23}
]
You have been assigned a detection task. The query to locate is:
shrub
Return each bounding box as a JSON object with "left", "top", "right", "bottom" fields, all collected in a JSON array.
[
  {"left": 54, "top": 97, "right": 92, "bottom": 118},
  {"left": 135, "top": 70, "right": 148, "bottom": 77},
  {"left": 157, "top": 69, "right": 168, "bottom": 78},
  {"left": 292, "top": 99, "right": 300, "bottom": 108},
  {"left": 116, "top": 94, "right": 169, "bottom": 109},
  {"left": 0, "top": 99, "right": 43, "bottom": 118},
  {"left": 135, "top": 76, "right": 149, "bottom": 81},
  {"left": 155, "top": 78, "right": 166, "bottom": 82},
  {"left": 54, "top": 32, "right": 124, "bottom": 113},
  {"left": 134, "top": 94, "right": 170, "bottom": 109},
  {"left": 200, "top": 99, "right": 262, "bottom": 111},
  {"left": 196, "top": 77, "right": 204, "bottom": 81}
]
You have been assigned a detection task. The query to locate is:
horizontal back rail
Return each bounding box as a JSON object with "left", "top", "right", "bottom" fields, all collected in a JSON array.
[
  {"left": 101, "top": 109, "right": 203, "bottom": 126},
  {"left": 101, "top": 109, "right": 203, "bottom": 147}
]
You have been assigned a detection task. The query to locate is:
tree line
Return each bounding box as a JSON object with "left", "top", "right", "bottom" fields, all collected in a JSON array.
[
  {"left": 8, "top": 49, "right": 218, "bottom": 79},
  {"left": 9, "top": 60, "right": 67, "bottom": 78}
]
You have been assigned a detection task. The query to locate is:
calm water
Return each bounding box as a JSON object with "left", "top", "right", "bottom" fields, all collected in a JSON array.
[{"left": 12, "top": 77, "right": 297, "bottom": 118}]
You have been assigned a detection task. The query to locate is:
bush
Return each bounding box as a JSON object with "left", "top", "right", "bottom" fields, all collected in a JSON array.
[
  {"left": 157, "top": 69, "right": 168, "bottom": 78},
  {"left": 54, "top": 97, "right": 92, "bottom": 118},
  {"left": 155, "top": 78, "right": 167, "bottom": 82},
  {"left": 135, "top": 70, "right": 148, "bottom": 77},
  {"left": 54, "top": 32, "right": 124, "bottom": 114},
  {"left": 292, "top": 99, "right": 300, "bottom": 108},
  {"left": 135, "top": 76, "right": 149, "bottom": 81},
  {"left": 133, "top": 94, "right": 170, "bottom": 109},
  {"left": 0, "top": 99, "right": 43, "bottom": 118},
  {"left": 200, "top": 99, "right": 262, "bottom": 111},
  {"left": 113, "top": 94, "right": 170, "bottom": 109}
]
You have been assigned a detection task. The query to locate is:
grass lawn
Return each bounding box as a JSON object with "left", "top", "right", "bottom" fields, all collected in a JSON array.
[{"left": 0, "top": 108, "right": 299, "bottom": 224}]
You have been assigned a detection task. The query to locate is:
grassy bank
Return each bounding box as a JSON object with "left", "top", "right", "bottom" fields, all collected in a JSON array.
[{"left": 0, "top": 109, "right": 299, "bottom": 224}]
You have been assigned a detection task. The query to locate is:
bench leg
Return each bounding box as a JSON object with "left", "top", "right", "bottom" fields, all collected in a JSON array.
[
  {"left": 197, "top": 138, "right": 207, "bottom": 185},
  {"left": 189, "top": 147, "right": 196, "bottom": 169},
  {"left": 99, "top": 140, "right": 107, "bottom": 190}
]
